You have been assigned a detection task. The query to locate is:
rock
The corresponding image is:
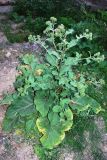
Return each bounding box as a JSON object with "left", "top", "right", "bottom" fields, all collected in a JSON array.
[
  {"left": 0, "top": 6, "right": 13, "bottom": 14},
  {"left": 5, "top": 51, "right": 11, "bottom": 58},
  {"left": 0, "top": 0, "right": 14, "bottom": 5},
  {"left": 0, "top": 32, "right": 8, "bottom": 46},
  {"left": 0, "top": 67, "right": 17, "bottom": 95}
]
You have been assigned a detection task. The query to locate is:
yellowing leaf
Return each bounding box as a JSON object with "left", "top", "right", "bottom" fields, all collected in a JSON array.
[{"left": 36, "top": 109, "right": 73, "bottom": 149}]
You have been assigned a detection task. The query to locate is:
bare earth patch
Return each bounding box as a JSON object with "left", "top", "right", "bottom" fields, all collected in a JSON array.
[{"left": 0, "top": 67, "right": 17, "bottom": 95}]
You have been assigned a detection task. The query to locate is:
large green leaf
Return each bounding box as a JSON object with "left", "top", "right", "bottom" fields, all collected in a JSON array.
[
  {"left": 46, "top": 53, "right": 58, "bottom": 66},
  {"left": 5, "top": 94, "right": 35, "bottom": 118},
  {"left": 34, "top": 91, "right": 53, "bottom": 117},
  {"left": 3, "top": 117, "right": 19, "bottom": 132},
  {"left": 71, "top": 95, "right": 102, "bottom": 114}
]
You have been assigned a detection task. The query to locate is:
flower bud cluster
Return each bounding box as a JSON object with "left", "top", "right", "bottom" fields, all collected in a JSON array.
[
  {"left": 93, "top": 52, "right": 105, "bottom": 62},
  {"left": 76, "top": 29, "right": 93, "bottom": 41},
  {"left": 50, "top": 17, "right": 57, "bottom": 23},
  {"left": 55, "top": 24, "right": 65, "bottom": 37}
]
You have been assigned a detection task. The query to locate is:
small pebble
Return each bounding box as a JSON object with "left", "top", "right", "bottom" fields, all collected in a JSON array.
[{"left": 5, "top": 52, "right": 11, "bottom": 58}]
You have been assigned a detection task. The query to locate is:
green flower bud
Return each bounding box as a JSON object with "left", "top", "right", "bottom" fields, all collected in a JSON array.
[
  {"left": 46, "top": 21, "right": 51, "bottom": 26},
  {"left": 50, "top": 17, "right": 57, "bottom": 22},
  {"left": 86, "top": 29, "right": 89, "bottom": 32},
  {"left": 58, "top": 24, "right": 65, "bottom": 32},
  {"left": 55, "top": 28, "right": 61, "bottom": 37}
]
